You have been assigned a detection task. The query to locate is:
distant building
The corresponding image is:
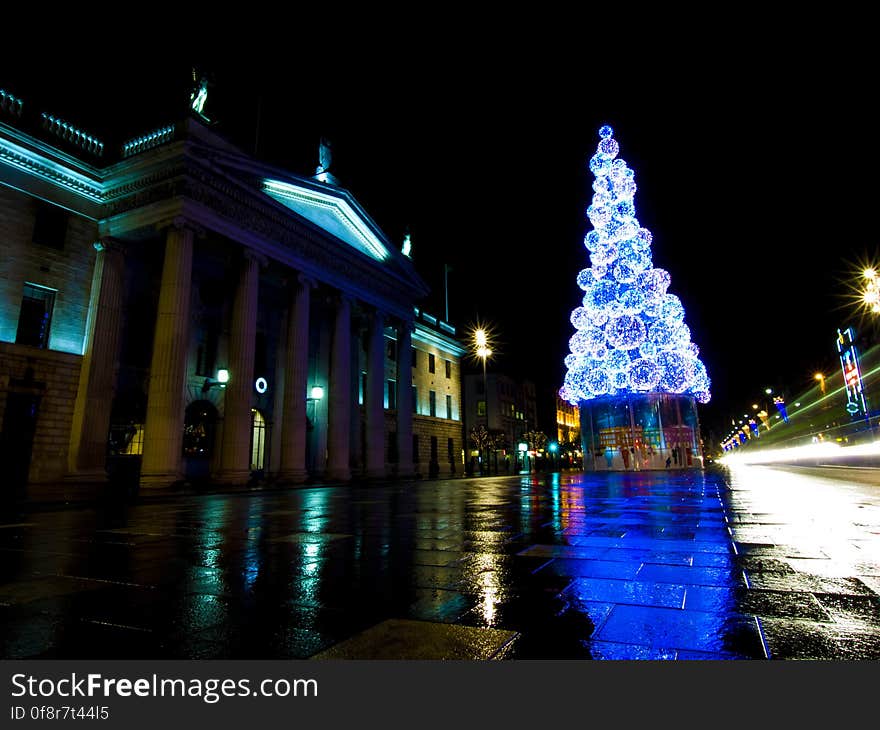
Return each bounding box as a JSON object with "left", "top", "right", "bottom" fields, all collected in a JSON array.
[
  {"left": 0, "top": 87, "right": 463, "bottom": 492},
  {"left": 552, "top": 391, "right": 582, "bottom": 469},
  {"left": 555, "top": 392, "right": 580, "bottom": 447},
  {"left": 382, "top": 308, "right": 466, "bottom": 478},
  {"left": 463, "top": 372, "right": 537, "bottom": 472}
]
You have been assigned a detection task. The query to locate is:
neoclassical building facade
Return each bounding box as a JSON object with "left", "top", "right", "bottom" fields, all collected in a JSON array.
[{"left": 0, "top": 92, "right": 464, "bottom": 491}]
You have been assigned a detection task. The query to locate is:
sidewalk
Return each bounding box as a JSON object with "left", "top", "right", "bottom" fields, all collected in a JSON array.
[{"left": 2, "top": 467, "right": 878, "bottom": 659}]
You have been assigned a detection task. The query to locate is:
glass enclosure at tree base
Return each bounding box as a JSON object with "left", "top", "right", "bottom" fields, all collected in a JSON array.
[{"left": 579, "top": 393, "right": 702, "bottom": 471}]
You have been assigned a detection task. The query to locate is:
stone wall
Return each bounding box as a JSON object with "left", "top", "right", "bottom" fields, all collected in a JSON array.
[
  {"left": 412, "top": 415, "right": 464, "bottom": 478},
  {"left": 0, "top": 186, "right": 98, "bottom": 354},
  {"left": 0, "top": 342, "right": 82, "bottom": 482},
  {"left": 0, "top": 184, "right": 98, "bottom": 484}
]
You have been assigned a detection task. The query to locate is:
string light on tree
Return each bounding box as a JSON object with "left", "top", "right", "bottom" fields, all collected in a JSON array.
[{"left": 560, "top": 125, "right": 711, "bottom": 405}]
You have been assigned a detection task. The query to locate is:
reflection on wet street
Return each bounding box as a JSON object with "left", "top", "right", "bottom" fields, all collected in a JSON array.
[{"left": 1, "top": 466, "right": 878, "bottom": 659}]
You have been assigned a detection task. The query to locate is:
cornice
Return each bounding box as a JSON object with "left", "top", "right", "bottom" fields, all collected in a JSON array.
[
  {"left": 1, "top": 119, "right": 431, "bottom": 312},
  {"left": 0, "top": 123, "right": 104, "bottom": 203}
]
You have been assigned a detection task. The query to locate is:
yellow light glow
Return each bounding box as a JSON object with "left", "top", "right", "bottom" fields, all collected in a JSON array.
[
  {"left": 864, "top": 268, "right": 876, "bottom": 280},
  {"left": 469, "top": 322, "right": 497, "bottom": 365}
]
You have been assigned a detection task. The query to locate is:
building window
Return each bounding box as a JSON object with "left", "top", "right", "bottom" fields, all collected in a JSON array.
[
  {"left": 32, "top": 201, "right": 68, "bottom": 250},
  {"left": 254, "top": 332, "right": 268, "bottom": 380},
  {"left": 388, "top": 431, "right": 398, "bottom": 463},
  {"left": 445, "top": 359, "right": 451, "bottom": 379},
  {"left": 428, "top": 353, "right": 435, "bottom": 373},
  {"left": 412, "top": 348, "right": 417, "bottom": 368},
  {"left": 251, "top": 408, "right": 266, "bottom": 471},
  {"left": 195, "top": 325, "right": 219, "bottom": 377},
  {"left": 429, "top": 390, "right": 436, "bottom": 417},
  {"left": 446, "top": 394, "right": 453, "bottom": 419},
  {"left": 477, "top": 400, "right": 486, "bottom": 417},
  {"left": 386, "top": 379, "right": 397, "bottom": 410},
  {"left": 109, "top": 423, "right": 144, "bottom": 456},
  {"left": 359, "top": 371, "right": 367, "bottom": 406},
  {"left": 16, "top": 283, "right": 56, "bottom": 348},
  {"left": 386, "top": 338, "right": 397, "bottom": 361},
  {"left": 412, "top": 385, "right": 418, "bottom": 414}
]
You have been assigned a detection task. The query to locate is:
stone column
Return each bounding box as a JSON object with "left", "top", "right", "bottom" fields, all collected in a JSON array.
[
  {"left": 349, "top": 319, "right": 362, "bottom": 475},
  {"left": 396, "top": 319, "right": 414, "bottom": 478},
  {"left": 67, "top": 238, "right": 126, "bottom": 481},
  {"left": 217, "top": 248, "right": 264, "bottom": 484},
  {"left": 277, "top": 274, "right": 312, "bottom": 483},
  {"left": 365, "top": 308, "right": 386, "bottom": 478},
  {"left": 327, "top": 294, "right": 352, "bottom": 481},
  {"left": 140, "top": 222, "right": 194, "bottom": 487}
]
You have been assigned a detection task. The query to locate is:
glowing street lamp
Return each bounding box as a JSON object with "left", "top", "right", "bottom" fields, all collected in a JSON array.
[
  {"left": 202, "top": 367, "right": 230, "bottom": 393},
  {"left": 861, "top": 268, "right": 880, "bottom": 313},
  {"left": 306, "top": 385, "right": 324, "bottom": 472},
  {"left": 307, "top": 384, "right": 324, "bottom": 423},
  {"left": 473, "top": 327, "right": 493, "bottom": 417},
  {"left": 471, "top": 324, "right": 495, "bottom": 475},
  {"left": 815, "top": 372, "right": 826, "bottom": 394}
]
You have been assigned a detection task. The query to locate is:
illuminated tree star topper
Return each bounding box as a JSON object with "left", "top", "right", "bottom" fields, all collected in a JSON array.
[{"left": 560, "top": 125, "right": 711, "bottom": 405}]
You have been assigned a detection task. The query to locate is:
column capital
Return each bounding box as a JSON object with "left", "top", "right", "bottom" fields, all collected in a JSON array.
[
  {"left": 93, "top": 237, "right": 125, "bottom": 255},
  {"left": 154, "top": 216, "right": 205, "bottom": 238},
  {"left": 280, "top": 273, "right": 316, "bottom": 290},
  {"left": 242, "top": 247, "right": 269, "bottom": 268},
  {"left": 172, "top": 216, "right": 205, "bottom": 236}
]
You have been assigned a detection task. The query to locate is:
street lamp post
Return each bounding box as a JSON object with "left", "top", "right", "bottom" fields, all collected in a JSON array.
[
  {"left": 307, "top": 385, "right": 324, "bottom": 473},
  {"left": 473, "top": 327, "right": 493, "bottom": 476}
]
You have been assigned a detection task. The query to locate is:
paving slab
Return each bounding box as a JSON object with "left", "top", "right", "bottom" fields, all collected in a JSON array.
[{"left": 309, "top": 618, "right": 518, "bottom": 660}]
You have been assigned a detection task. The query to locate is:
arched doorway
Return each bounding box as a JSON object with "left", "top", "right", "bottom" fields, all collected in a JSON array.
[{"left": 183, "top": 400, "right": 218, "bottom": 482}]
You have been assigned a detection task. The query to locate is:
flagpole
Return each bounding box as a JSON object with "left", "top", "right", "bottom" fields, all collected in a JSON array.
[{"left": 444, "top": 264, "right": 450, "bottom": 322}]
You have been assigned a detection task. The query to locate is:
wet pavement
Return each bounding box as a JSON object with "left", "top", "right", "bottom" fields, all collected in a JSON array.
[{"left": 1, "top": 465, "right": 879, "bottom": 660}]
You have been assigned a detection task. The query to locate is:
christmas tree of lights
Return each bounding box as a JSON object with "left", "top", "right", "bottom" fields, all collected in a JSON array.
[{"left": 560, "top": 125, "right": 711, "bottom": 405}]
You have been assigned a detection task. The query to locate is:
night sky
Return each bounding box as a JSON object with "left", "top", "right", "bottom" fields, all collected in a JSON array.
[{"left": 2, "top": 35, "right": 876, "bottom": 442}]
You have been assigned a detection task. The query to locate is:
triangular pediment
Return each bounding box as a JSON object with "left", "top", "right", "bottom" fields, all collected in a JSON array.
[{"left": 262, "top": 177, "right": 392, "bottom": 262}]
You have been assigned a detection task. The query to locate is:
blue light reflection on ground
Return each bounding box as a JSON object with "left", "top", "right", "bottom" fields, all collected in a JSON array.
[
  {"left": 532, "top": 469, "right": 767, "bottom": 659},
  {"left": 0, "top": 468, "right": 779, "bottom": 659}
]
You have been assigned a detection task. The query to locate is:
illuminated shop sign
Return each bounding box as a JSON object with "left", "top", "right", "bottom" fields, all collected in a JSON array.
[{"left": 837, "top": 327, "right": 868, "bottom": 417}]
